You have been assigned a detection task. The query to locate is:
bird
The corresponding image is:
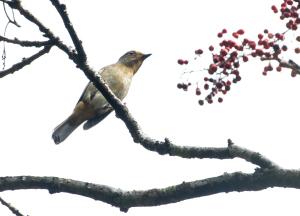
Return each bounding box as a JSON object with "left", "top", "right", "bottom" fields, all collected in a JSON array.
[{"left": 52, "top": 50, "right": 151, "bottom": 144}]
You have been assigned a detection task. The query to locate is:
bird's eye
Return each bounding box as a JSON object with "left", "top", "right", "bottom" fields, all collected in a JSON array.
[{"left": 127, "top": 51, "right": 135, "bottom": 56}]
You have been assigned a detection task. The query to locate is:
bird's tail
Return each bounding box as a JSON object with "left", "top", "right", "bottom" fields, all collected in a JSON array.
[{"left": 52, "top": 113, "right": 84, "bottom": 144}]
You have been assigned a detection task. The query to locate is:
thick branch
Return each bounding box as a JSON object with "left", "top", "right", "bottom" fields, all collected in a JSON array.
[
  {"left": 261, "top": 56, "right": 300, "bottom": 75},
  {"left": 0, "top": 35, "right": 53, "bottom": 47},
  {"left": 0, "top": 196, "right": 25, "bottom": 216},
  {"left": 0, "top": 45, "right": 52, "bottom": 78},
  {"left": 281, "top": 59, "right": 300, "bottom": 74},
  {"left": 0, "top": 169, "right": 299, "bottom": 212}
]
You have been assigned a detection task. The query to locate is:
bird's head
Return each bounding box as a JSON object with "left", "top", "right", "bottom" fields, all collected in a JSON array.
[{"left": 118, "top": 50, "right": 151, "bottom": 74}]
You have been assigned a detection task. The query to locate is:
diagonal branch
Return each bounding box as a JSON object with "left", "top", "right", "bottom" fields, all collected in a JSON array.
[
  {"left": 0, "top": 169, "right": 299, "bottom": 212},
  {"left": 0, "top": 45, "right": 52, "bottom": 78},
  {"left": 0, "top": 196, "right": 25, "bottom": 216},
  {"left": 0, "top": 35, "right": 54, "bottom": 47},
  {"left": 49, "top": 0, "right": 87, "bottom": 62}
]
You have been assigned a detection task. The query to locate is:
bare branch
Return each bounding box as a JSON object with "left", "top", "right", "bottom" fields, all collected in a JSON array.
[
  {"left": 49, "top": 0, "right": 87, "bottom": 62},
  {"left": 0, "top": 45, "right": 52, "bottom": 78},
  {"left": 261, "top": 56, "right": 300, "bottom": 75},
  {"left": 0, "top": 169, "right": 298, "bottom": 212},
  {"left": 4, "top": 0, "right": 77, "bottom": 62},
  {"left": 2, "top": 1, "right": 21, "bottom": 27},
  {"left": 0, "top": 36, "right": 53, "bottom": 47},
  {"left": 5, "top": 0, "right": 53, "bottom": 39},
  {"left": 227, "top": 139, "right": 279, "bottom": 168},
  {"left": 0, "top": 196, "right": 25, "bottom": 216},
  {"left": 0, "top": 0, "right": 11, "bottom": 4}
]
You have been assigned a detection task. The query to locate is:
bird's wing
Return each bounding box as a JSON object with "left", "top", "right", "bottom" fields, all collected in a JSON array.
[
  {"left": 83, "top": 105, "right": 113, "bottom": 130},
  {"left": 77, "top": 67, "right": 106, "bottom": 104},
  {"left": 77, "top": 82, "right": 96, "bottom": 104}
]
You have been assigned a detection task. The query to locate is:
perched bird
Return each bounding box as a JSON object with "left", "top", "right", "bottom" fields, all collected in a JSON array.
[{"left": 52, "top": 50, "right": 151, "bottom": 144}]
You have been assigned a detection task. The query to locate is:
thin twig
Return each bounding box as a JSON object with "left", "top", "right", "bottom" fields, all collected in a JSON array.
[
  {"left": 4, "top": 0, "right": 76, "bottom": 61},
  {"left": 2, "top": 1, "right": 21, "bottom": 27},
  {"left": 0, "top": 45, "right": 52, "bottom": 78},
  {"left": 0, "top": 36, "right": 54, "bottom": 47},
  {"left": 0, "top": 196, "right": 25, "bottom": 216}
]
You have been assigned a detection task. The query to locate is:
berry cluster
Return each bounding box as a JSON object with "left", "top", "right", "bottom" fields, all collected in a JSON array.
[{"left": 177, "top": 0, "right": 300, "bottom": 105}]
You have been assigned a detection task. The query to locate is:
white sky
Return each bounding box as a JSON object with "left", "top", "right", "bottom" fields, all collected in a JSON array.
[{"left": 1, "top": 0, "right": 300, "bottom": 215}]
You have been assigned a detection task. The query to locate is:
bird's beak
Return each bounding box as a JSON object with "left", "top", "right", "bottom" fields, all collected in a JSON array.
[{"left": 142, "top": 53, "right": 152, "bottom": 60}]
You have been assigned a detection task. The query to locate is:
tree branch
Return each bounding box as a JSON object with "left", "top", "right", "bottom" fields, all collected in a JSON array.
[
  {"left": 2, "top": 0, "right": 20, "bottom": 27},
  {"left": 0, "top": 0, "right": 11, "bottom": 4},
  {"left": 49, "top": 0, "right": 87, "bottom": 62},
  {"left": 0, "top": 169, "right": 298, "bottom": 212},
  {"left": 261, "top": 56, "right": 300, "bottom": 75},
  {"left": 0, "top": 45, "right": 52, "bottom": 78},
  {"left": 0, "top": 196, "right": 25, "bottom": 216},
  {"left": 0, "top": 35, "right": 53, "bottom": 47}
]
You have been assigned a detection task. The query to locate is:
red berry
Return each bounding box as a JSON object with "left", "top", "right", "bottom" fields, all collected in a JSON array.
[
  {"left": 271, "top": 5, "right": 278, "bottom": 13},
  {"left": 195, "top": 49, "right": 203, "bottom": 55},
  {"left": 248, "top": 41, "right": 256, "bottom": 49},
  {"left": 222, "top": 28, "right": 227, "bottom": 34},
  {"left": 282, "top": 45, "right": 288, "bottom": 51},
  {"left": 177, "top": 59, "right": 184, "bottom": 65},
  {"left": 220, "top": 49, "right": 227, "bottom": 56},
  {"left": 218, "top": 97, "right": 223, "bottom": 103},
  {"left": 295, "top": 47, "right": 300, "bottom": 53},
  {"left": 184, "top": 60, "right": 189, "bottom": 64},
  {"left": 217, "top": 32, "right": 223, "bottom": 38},
  {"left": 232, "top": 32, "right": 239, "bottom": 38},
  {"left": 258, "top": 34, "right": 264, "bottom": 39},
  {"left": 208, "top": 64, "right": 218, "bottom": 74},
  {"left": 177, "top": 83, "right": 183, "bottom": 89},
  {"left": 195, "top": 87, "right": 201, "bottom": 95},
  {"left": 268, "top": 33, "right": 274, "bottom": 39},
  {"left": 242, "top": 55, "right": 249, "bottom": 62},
  {"left": 256, "top": 49, "right": 264, "bottom": 56},
  {"left": 209, "top": 45, "right": 214, "bottom": 51},
  {"left": 275, "top": 33, "right": 284, "bottom": 40},
  {"left": 237, "top": 29, "right": 245, "bottom": 35},
  {"left": 291, "top": 70, "right": 297, "bottom": 77},
  {"left": 224, "top": 62, "right": 231, "bottom": 69},
  {"left": 264, "top": 29, "right": 269, "bottom": 34},
  {"left": 276, "top": 66, "right": 282, "bottom": 72},
  {"left": 216, "top": 82, "right": 223, "bottom": 89},
  {"left": 204, "top": 83, "right": 209, "bottom": 90}
]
